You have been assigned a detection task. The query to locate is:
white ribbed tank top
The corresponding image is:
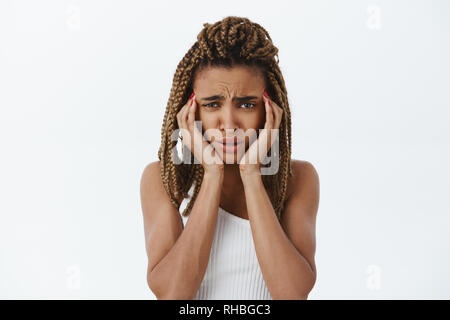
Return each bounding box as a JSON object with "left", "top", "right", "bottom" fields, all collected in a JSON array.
[{"left": 178, "top": 185, "right": 272, "bottom": 300}]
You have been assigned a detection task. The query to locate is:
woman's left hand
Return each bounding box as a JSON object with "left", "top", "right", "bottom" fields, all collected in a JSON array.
[{"left": 238, "top": 89, "right": 283, "bottom": 177}]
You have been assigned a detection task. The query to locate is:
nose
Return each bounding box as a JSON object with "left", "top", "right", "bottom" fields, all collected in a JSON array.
[{"left": 218, "top": 103, "right": 240, "bottom": 135}]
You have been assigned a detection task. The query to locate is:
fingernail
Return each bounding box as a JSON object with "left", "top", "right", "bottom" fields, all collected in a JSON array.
[
  {"left": 263, "top": 90, "right": 268, "bottom": 98},
  {"left": 189, "top": 92, "right": 194, "bottom": 100}
]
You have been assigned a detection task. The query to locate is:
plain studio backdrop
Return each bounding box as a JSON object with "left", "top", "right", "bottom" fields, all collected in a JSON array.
[{"left": 0, "top": 0, "right": 449, "bottom": 299}]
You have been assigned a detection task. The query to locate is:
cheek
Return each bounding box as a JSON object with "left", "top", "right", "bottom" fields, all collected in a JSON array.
[
  {"left": 254, "top": 109, "right": 266, "bottom": 129},
  {"left": 197, "top": 109, "right": 208, "bottom": 124},
  {"left": 198, "top": 112, "right": 216, "bottom": 136},
  {"left": 241, "top": 108, "right": 265, "bottom": 128}
]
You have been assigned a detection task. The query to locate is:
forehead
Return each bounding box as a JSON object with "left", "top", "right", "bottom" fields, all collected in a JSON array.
[{"left": 193, "top": 65, "right": 265, "bottom": 93}]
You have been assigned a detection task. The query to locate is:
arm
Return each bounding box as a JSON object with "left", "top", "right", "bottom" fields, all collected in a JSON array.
[
  {"left": 140, "top": 162, "right": 224, "bottom": 299},
  {"left": 241, "top": 161, "right": 319, "bottom": 299}
]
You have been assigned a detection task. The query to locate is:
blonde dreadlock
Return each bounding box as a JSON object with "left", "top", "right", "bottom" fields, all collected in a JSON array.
[{"left": 157, "top": 16, "right": 293, "bottom": 220}]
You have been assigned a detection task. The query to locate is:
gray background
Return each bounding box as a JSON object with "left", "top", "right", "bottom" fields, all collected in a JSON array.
[{"left": 0, "top": 0, "right": 449, "bottom": 299}]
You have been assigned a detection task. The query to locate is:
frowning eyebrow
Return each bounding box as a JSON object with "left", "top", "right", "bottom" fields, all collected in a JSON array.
[{"left": 200, "top": 95, "right": 259, "bottom": 102}]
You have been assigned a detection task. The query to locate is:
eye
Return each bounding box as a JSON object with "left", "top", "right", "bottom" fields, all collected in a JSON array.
[
  {"left": 202, "top": 102, "right": 256, "bottom": 109},
  {"left": 240, "top": 103, "right": 256, "bottom": 109},
  {"left": 202, "top": 103, "right": 219, "bottom": 108}
]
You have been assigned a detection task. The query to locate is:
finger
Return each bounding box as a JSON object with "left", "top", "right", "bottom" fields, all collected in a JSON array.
[
  {"left": 177, "top": 99, "right": 190, "bottom": 129},
  {"left": 189, "top": 97, "right": 203, "bottom": 154},
  {"left": 263, "top": 97, "right": 276, "bottom": 156},
  {"left": 273, "top": 101, "right": 283, "bottom": 120},
  {"left": 264, "top": 95, "right": 274, "bottom": 129},
  {"left": 181, "top": 96, "right": 193, "bottom": 123},
  {"left": 191, "top": 124, "right": 207, "bottom": 163},
  {"left": 176, "top": 102, "right": 187, "bottom": 126},
  {"left": 191, "top": 118, "right": 218, "bottom": 164},
  {"left": 181, "top": 96, "right": 197, "bottom": 142},
  {"left": 187, "top": 94, "right": 196, "bottom": 128},
  {"left": 178, "top": 97, "right": 195, "bottom": 151},
  {"left": 271, "top": 101, "right": 283, "bottom": 129},
  {"left": 202, "top": 136, "right": 222, "bottom": 166},
  {"left": 267, "top": 97, "right": 274, "bottom": 128}
]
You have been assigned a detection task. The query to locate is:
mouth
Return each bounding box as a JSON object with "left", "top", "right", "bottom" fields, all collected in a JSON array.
[
  {"left": 218, "top": 137, "right": 244, "bottom": 145},
  {"left": 216, "top": 139, "right": 243, "bottom": 153},
  {"left": 218, "top": 141, "right": 243, "bottom": 146}
]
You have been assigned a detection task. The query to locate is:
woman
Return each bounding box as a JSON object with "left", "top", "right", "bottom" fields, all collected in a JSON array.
[{"left": 140, "top": 16, "right": 320, "bottom": 300}]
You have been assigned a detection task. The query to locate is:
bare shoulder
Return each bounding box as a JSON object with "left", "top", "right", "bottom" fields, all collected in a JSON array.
[
  {"left": 140, "top": 161, "right": 163, "bottom": 200},
  {"left": 141, "top": 160, "right": 160, "bottom": 182},
  {"left": 140, "top": 161, "right": 183, "bottom": 210},
  {"left": 140, "top": 160, "right": 163, "bottom": 213},
  {"left": 286, "top": 159, "right": 320, "bottom": 201}
]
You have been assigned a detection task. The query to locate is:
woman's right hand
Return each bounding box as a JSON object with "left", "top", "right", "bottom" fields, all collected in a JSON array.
[{"left": 176, "top": 92, "right": 224, "bottom": 175}]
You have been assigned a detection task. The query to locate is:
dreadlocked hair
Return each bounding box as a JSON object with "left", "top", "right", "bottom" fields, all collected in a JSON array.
[{"left": 157, "top": 16, "right": 293, "bottom": 221}]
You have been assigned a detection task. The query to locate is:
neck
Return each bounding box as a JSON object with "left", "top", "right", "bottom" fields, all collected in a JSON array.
[{"left": 221, "top": 164, "right": 244, "bottom": 200}]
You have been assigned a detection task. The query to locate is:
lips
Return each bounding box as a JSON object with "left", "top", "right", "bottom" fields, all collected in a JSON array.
[{"left": 218, "top": 137, "right": 243, "bottom": 145}]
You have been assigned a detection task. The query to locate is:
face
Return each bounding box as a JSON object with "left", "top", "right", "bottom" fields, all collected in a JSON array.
[{"left": 193, "top": 65, "right": 266, "bottom": 164}]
